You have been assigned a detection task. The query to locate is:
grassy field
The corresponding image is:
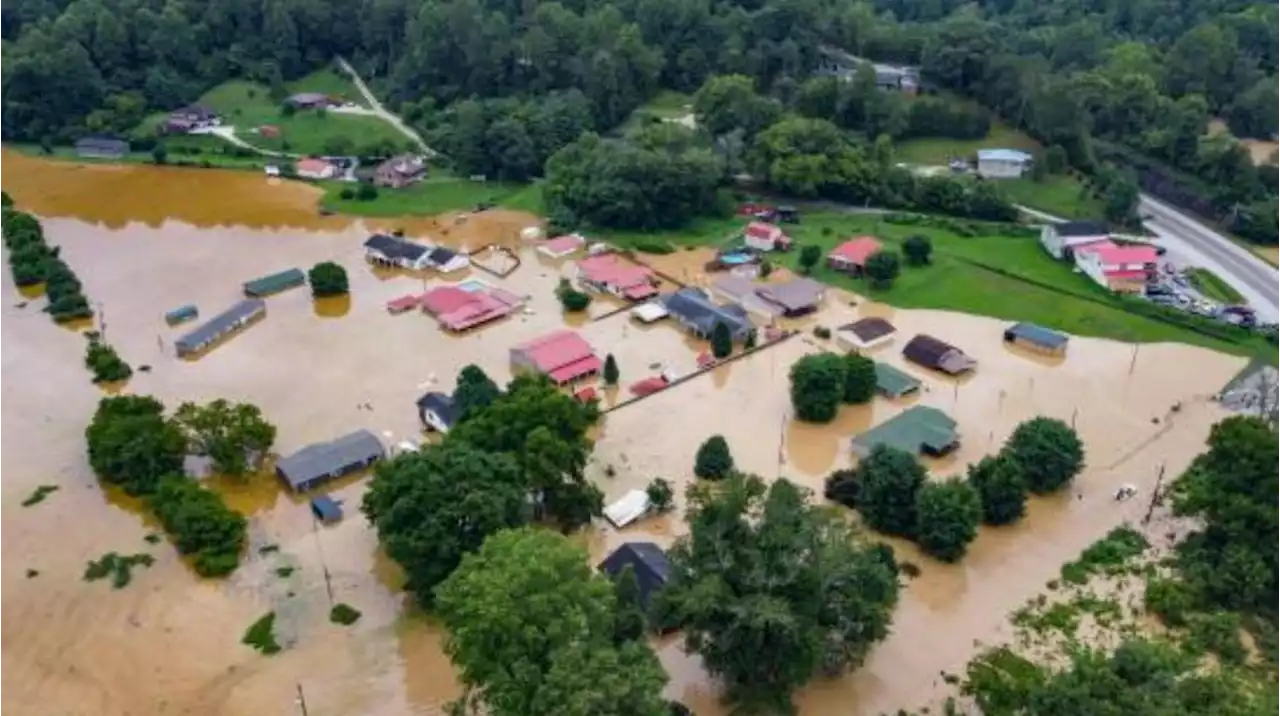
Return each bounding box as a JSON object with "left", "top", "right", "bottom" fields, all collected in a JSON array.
[
  {"left": 998, "top": 174, "right": 1105, "bottom": 219},
  {"left": 319, "top": 173, "right": 543, "bottom": 216},
  {"left": 614, "top": 91, "right": 694, "bottom": 135},
  {"left": 7, "top": 142, "right": 270, "bottom": 171},
  {"left": 194, "top": 80, "right": 410, "bottom": 156},
  {"left": 1185, "top": 267, "right": 1246, "bottom": 304},
  {"left": 603, "top": 212, "right": 1274, "bottom": 359},
  {"left": 286, "top": 68, "right": 367, "bottom": 106},
  {"left": 894, "top": 122, "right": 1040, "bottom": 165}
]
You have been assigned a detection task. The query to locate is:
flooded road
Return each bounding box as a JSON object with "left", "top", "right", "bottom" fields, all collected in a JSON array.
[{"left": 1, "top": 154, "right": 1249, "bottom": 716}]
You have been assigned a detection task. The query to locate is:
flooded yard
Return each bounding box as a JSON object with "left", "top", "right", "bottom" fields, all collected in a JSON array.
[{"left": 1, "top": 155, "right": 1250, "bottom": 716}]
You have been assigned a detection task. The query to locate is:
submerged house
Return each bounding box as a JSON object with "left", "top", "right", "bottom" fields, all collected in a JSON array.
[
  {"left": 243, "top": 268, "right": 306, "bottom": 297},
  {"left": 174, "top": 299, "right": 265, "bottom": 357},
  {"left": 662, "top": 288, "right": 754, "bottom": 341},
  {"left": 817, "top": 46, "right": 920, "bottom": 94},
  {"left": 598, "top": 542, "right": 672, "bottom": 609},
  {"left": 510, "top": 329, "right": 602, "bottom": 385},
  {"left": 575, "top": 254, "right": 659, "bottom": 301},
  {"left": 427, "top": 246, "right": 470, "bottom": 273},
  {"left": 711, "top": 276, "right": 825, "bottom": 319},
  {"left": 539, "top": 234, "right": 586, "bottom": 258},
  {"left": 874, "top": 362, "right": 922, "bottom": 398},
  {"left": 75, "top": 136, "right": 129, "bottom": 159},
  {"left": 416, "top": 391, "right": 457, "bottom": 433},
  {"left": 364, "top": 234, "right": 433, "bottom": 270},
  {"left": 603, "top": 490, "right": 652, "bottom": 529},
  {"left": 902, "top": 334, "right": 976, "bottom": 375},
  {"left": 836, "top": 317, "right": 897, "bottom": 351},
  {"left": 1004, "top": 322, "right": 1069, "bottom": 355},
  {"left": 420, "top": 284, "right": 522, "bottom": 332},
  {"left": 276, "top": 430, "right": 385, "bottom": 492},
  {"left": 852, "top": 406, "right": 958, "bottom": 457}
]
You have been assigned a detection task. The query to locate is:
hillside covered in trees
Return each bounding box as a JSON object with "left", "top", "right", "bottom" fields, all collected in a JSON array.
[{"left": 3, "top": 0, "right": 1275, "bottom": 237}]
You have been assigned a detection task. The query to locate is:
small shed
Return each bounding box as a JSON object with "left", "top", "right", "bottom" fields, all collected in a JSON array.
[
  {"left": 598, "top": 542, "right": 672, "bottom": 609},
  {"left": 1004, "top": 322, "right": 1069, "bottom": 355},
  {"left": 604, "top": 489, "right": 651, "bottom": 529},
  {"left": 874, "top": 362, "right": 921, "bottom": 398},
  {"left": 630, "top": 302, "right": 669, "bottom": 324},
  {"left": 902, "top": 334, "right": 976, "bottom": 375},
  {"left": 276, "top": 430, "right": 385, "bottom": 492},
  {"left": 309, "top": 495, "right": 343, "bottom": 523},
  {"left": 164, "top": 304, "right": 199, "bottom": 326},
  {"left": 243, "top": 268, "right": 306, "bottom": 297}
]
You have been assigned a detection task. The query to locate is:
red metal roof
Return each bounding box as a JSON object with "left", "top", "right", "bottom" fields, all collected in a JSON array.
[
  {"left": 829, "top": 237, "right": 882, "bottom": 265},
  {"left": 296, "top": 158, "right": 331, "bottom": 174},
  {"left": 577, "top": 255, "right": 655, "bottom": 289},
  {"left": 697, "top": 351, "right": 716, "bottom": 368},
  {"left": 548, "top": 355, "right": 603, "bottom": 384},
  {"left": 386, "top": 294, "right": 423, "bottom": 312},
  {"left": 438, "top": 293, "right": 514, "bottom": 331},
  {"left": 745, "top": 221, "right": 781, "bottom": 240},
  {"left": 1081, "top": 242, "right": 1158, "bottom": 266},
  {"left": 629, "top": 376, "right": 669, "bottom": 396},
  {"left": 623, "top": 283, "right": 659, "bottom": 300},
  {"left": 420, "top": 286, "right": 475, "bottom": 316},
  {"left": 516, "top": 330, "right": 596, "bottom": 373},
  {"left": 542, "top": 235, "right": 585, "bottom": 255}
]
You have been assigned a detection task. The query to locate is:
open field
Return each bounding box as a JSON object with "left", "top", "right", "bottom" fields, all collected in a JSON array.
[
  {"left": 893, "top": 122, "right": 1040, "bottom": 165},
  {"left": 615, "top": 91, "right": 694, "bottom": 134},
  {"left": 997, "top": 173, "right": 1105, "bottom": 219},
  {"left": 320, "top": 173, "right": 544, "bottom": 217},
  {"left": 287, "top": 67, "right": 370, "bottom": 107},
  {"left": 601, "top": 212, "right": 1274, "bottom": 360},
  {"left": 1, "top": 192, "right": 1247, "bottom": 715},
  {"left": 6, "top": 141, "right": 271, "bottom": 171}
]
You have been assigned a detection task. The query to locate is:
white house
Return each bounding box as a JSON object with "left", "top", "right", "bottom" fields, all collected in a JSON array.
[
  {"left": 836, "top": 317, "right": 898, "bottom": 351},
  {"left": 1074, "top": 242, "right": 1158, "bottom": 294},
  {"left": 416, "top": 392, "right": 456, "bottom": 433},
  {"left": 363, "top": 234, "right": 433, "bottom": 270},
  {"left": 1040, "top": 220, "right": 1110, "bottom": 260},
  {"left": 976, "top": 149, "right": 1033, "bottom": 179}
]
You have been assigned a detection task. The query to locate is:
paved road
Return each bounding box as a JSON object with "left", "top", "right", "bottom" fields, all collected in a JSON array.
[
  {"left": 1137, "top": 194, "right": 1279, "bottom": 322},
  {"left": 334, "top": 57, "right": 435, "bottom": 157}
]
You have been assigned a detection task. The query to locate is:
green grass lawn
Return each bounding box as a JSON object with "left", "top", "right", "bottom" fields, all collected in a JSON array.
[
  {"left": 894, "top": 122, "right": 1040, "bottom": 165},
  {"left": 1185, "top": 267, "right": 1245, "bottom": 304},
  {"left": 7, "top": 142, "right": 270, "bottom": 171},
  {"left": 286, "top": 68, "right": 367, "bottom": 107},
  {"left": 319, "top": 173, "right": 543, "bottom": 217},
  {"left": 194, "top": 80, "right": 410, "bottom": 156},
  {"left": 997, "top": 174, "right": 1104, "bottom": 220},
  {"left": 602, "top": 211, "right": 1273, "bottom": 359}
]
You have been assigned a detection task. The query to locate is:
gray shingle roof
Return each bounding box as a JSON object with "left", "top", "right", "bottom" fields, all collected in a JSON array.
[
  {"left": 276, "top": 430, "right": 385, "bottom": 491},
  {"left": 663, "top": 288, "right": 753, "bottom": 337},
  {"left": 416, "top": 391, "right": 457, "bottom": 427},
  {"left": 365, "top": 234, "right": 429, "bottom": 261},
  {"left": 174, "top": 299, "right": 265, "bottom": 354},
  {"left": 1054, "top": 220, "right": 1109, "bottom": 237}
]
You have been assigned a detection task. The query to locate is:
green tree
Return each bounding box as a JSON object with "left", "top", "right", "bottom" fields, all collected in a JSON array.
[
  {"left": 789, "top": 353, "right": 846, "bottom": 423},
  {"left": 645, "top": 477, "right": 675, "bottom": 513},
  {"left": 2, "top": 191, "right": 13, "bottom": 208},
  {"left": 798, "top": 244, "right": 822, "bottom": 274},
  {"left": 436, "top": 528, "right": 669, "bottom": 716},
  {"left": 449, "top": 375, "right": 602, "bottom": 531},
  {"left": 556, "top": 278, "right": 592, "bottom": 312},
  {"left": 692, "top": 74, "right": 782, "bottom": 139},
  {"left": 966, "top": 454, "right": 1028, "bottom": 525},
  {"left": 853, "top": 444, "right": 927, "bottom": 537},
  {"left": 864, "top": 250, "right": 901, "bottom": 289},
  {"left": 452, "top": 364, "right": 501, "bottom": 424},
  {"left": 841, "top": 352, "right": 877, "bottom": 404},
  {"left": 149, "top": 475, "right": 247, "bottom": 577},
  {"left": 903, "top": 235, "right": 933, "bottom": 266},
  {"left": 612, "top": 564, "right": 648, "bottom": 643},
  {"left": 660, "top": 475, "right": 899, "bottom": 713},
  {"left": 355, "top": 183, "right": 378, "bottom": 201},
  {"left": 914, "top": 479, "right": 982, "bottom": 562},
  {"left": 85, "top": 395, "right": 187, "bottom": 496},
  {"left": 603, "top": 353, "right": 620, "bottom": 385},
  {"left": 151, "top": 143, "right": 167, "bottom": 164},
  {"left": 693, "top": 435, "right": 733, "bottom": 479},
  {"left": 84, "top": 339, "right": 132, "bottom": 383},
  {"left": 362, "top": 442, "right": 531, "bottom": 605},
  {"left": 709, "top": 322, "right": 733, "bottom": 359},
  {"left": 172, "top": 399, "right": 276, "bottom": 478},
  {"left": 307, "top": 261, "right": 349, "bottom": 297},
  {"left": 1004, "top": 417, "right": 1085, "bottom": 494},
  {"left": 1043, "top": 145, "right": 1069, "bottom": 174}
]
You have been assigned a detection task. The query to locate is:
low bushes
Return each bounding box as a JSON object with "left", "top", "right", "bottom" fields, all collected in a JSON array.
[
  {"left": 555, "top": 278, "right": 592, "bottom": 312},
  {"left": 242, "top": 612, "right": 282, "bottom": 654},
  {"left": 84, "top": 338, "right": 132, "bottom": 383},
  {"left": 2, "top": 208, "right": 93, "bottom": 323},
  {"left": 149, "top": 476, "right": 247, "bottom": 577},
  {"left": 83, "top": 552, "right": 155, "bottom": 589},
  {"left": 330, "top": 603, "right": 363, "bottom": 625}
]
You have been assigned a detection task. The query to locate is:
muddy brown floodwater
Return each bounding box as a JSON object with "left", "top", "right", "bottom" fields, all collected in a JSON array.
[{"left": 1, "top": 154, "right": 1249, "bottom": 716}]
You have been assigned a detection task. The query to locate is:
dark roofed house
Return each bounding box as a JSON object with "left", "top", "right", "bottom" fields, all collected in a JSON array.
[
  {"left": 286, "top": 92, "right": 333, "bottom": 109},
  {"left": 1004, "top": 322, "right": 1069, "bottom": 355},
  {"left": 902, "top": 334, "right": 976, "bottom": 375},
  {"left": 174, "top": 299, "right": 265, "bottom": 357},
  {"left": 837, "top": 317, "right": 897, "bottom": 350},
  {"left": 373, "top": 154, "right": 428, "bottom": 188},
  {"left": 75, "top": 136, "right": 129, "bottom": 159},
  {"left": 364, "top": 234, "right": 433, "bottom": 270},
  {"left": 164, "top": 105, "right": 219, "bottom": 134},
  {"left": 598, "top": 542, "right": 671, "bottom": 610},
  {"left": 427, "top": 246, "right": 469, "bottom": 273},
  {"left": 663, "top": 287, "right": 754, "bottom": 341},
  {"left": 276, "top": 430, "right": 385, "bottom": 492},
  {"left": 852, "top": 406, "right": 958, "bottom": 457},
  {"left": 416, "top": 391, "right": 457, "bottom": 433}
]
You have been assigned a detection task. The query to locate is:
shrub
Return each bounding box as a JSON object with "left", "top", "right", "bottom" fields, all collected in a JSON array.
[
  {"left": 20, "top": 484, "right": 59, "bottom": 507},
  {"left": 1003, "top": 417, "right": 1084, "bottom": 493},
  {"left": 83, "top": 552, "right": 155, "bottom": 589},
  {"left": 710, "top": 322, "right": 733, "bottom": 359},
  {"left": 84, "top": 339, "right": 132, "bottom": 383},
  {"left": 1143, "top": 577, "right": 1196, "bottom": 627},
  {"left": 694, "top": 435, "right": 734, "bottom": 479},
  {"left": 339, "top": 187, "right": 355, "bottom": 200},
  {"left": 798, "top": 244, "right": 822, "bottom": 273},
  {"left": 355, "top": 183, "right": 378, "bottom": 201},
  {"left": 824, "top": 468, "right": 860, "bottom": 508},
  {"left": 864, "top": 250, "right": 901, "bottom": 289},
  {"left": 242, "top": 612, "right": 281, "bottom": 654},
  {"left": 1185, "top": 612, "right": 1246, "bottom": 664},
  {"left": 646, "top": 477, "right": 675, "bottom": 513},
  {"left": 603, "top": 354, "right": 620, "bottom": 385},
  {"left": 966, "top": 455, "right": 1028, "bottom": 525},
  {"left": 148, "top": 476, "right": 247, "bottom": 577},
  {"left": 308, "top": 261, "right": 349, "bottom": 297},
  {"left": 813, "top": 326, "right": 832, "bottom": 339},
  {"left": 903, "top": 235, "right": 933, "bottom": 266},
  {"left": 556, "top": 278, "right": 592, "bottom": 312},
  {"left": 914, "top": 479, "right": 982, "bottom": 562},
  {"left": 634, "top": 241, "right": 675, "bottom": 254},
  {"left": 841, "top": 353, "right": 877, "bottom": 404},
  {"left": 330, "top": 603, "right": 363, "bottom": 626}
]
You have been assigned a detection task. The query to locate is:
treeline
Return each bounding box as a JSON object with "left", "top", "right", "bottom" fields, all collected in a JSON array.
[
  {"left": 84, "top": 396, "right": 276, "bottom": 576},
  {"left": 2, "top": 199, "right": 93, "bottom": 322}
]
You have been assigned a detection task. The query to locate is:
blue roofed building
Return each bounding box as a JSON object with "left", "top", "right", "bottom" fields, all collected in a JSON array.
[{"left": 662, "top": 287, "right": 754, "bottom": 341}]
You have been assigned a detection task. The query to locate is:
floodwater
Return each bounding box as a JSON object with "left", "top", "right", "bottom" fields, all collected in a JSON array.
[{"left": 1, "top": 155, "right": 1249, "bottom": 716}]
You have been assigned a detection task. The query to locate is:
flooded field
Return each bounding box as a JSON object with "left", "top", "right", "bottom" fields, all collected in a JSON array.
[{"left": 1, "top": 155, "right": 1250, "bottom": 716}]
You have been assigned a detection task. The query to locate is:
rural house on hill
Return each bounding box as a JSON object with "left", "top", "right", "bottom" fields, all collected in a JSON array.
[
  {"left": 373, "top": 154, "right": 428, "bottom": 188},
  {"left": 1074, "top": 242, "right": 1157, "bottom": 293},
  {"left": 742, "top": 221, "right": 793, "bottom": 252},
  {"left": 902, "top": 334, "right": 976, "bottom": 375},
  {"left": 827, "top": 237, "right": 883, "bottom": 276}
]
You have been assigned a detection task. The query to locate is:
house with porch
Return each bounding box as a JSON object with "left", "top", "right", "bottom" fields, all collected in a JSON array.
[
  {"left": 373, "top": 154, "right": 428, "bottom": 188},
  {"left": 420, "top": 284, "right": 522, "bottom": 332},
  {"left": 575, "top": 254, "right": 659, "bottom": 301},
  {"left": 364, "top": 234, "right": 433, "bottom": 270},
  {"left": 662, "top": 288, "right": 754, "bottom": 341}
]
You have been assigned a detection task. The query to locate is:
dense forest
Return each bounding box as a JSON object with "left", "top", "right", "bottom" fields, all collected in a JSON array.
[{"left": 3, "top": 0, "right": 1276, "bottom": 235}]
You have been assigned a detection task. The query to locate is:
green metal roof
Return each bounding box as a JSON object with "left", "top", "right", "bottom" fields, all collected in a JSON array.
[
  {"left": 851, "top": 406, "right": 957, "bottom": 456},
  {"left": 243, "top": 268, "right": 306, "bottom": 297},
  {"left": 874, "top": 362, "right": 921, "bottom": 397},
  {"left": 1004, "top": 322, "right": 1068, "bottom": 350}
]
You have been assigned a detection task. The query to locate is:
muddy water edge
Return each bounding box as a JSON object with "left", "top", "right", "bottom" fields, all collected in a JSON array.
[{"left": 1, "top": 153, "right": 1250, "bottom": 716}]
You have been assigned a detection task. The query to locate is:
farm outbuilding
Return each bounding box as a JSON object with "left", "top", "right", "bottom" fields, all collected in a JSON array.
[
  {"left": 174, "top": 299, "right": 265, "bottom": 357},
  {"left": 1003, "top": 322, "right": 1069, "bottom": 355},
  {"left": 275, "top": 430, "right": 385, "bottom": 492},
  {"left": 603, "top": 489, "right": 651, "bottom": 529},
  {"left": 836, "top": 317, "right": 897, "bottom": 351},
  {"left": 164, "top": 304, "right": 198, "bottom": 326},
  {"left": 309, "top": 495, "right": 343, "bottom": 523},
  {"left": 874, "top": 362, "right": 921, "bottom": 398},
  {"left": 243, "top": 268, "right": 306, "bottom": 297},
  {"left": 851, "top": 406, "right": 958, "bottom": 457},
  {"left": 902, "top": 334, "right": 976, "bottom": 375}
]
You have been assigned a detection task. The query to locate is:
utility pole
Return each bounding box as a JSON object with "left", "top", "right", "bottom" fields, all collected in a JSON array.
[
  {"left": 296, "top": 683, "right": 310, "bottom": 716},
  {"left": 310, "top": 514, "right": 334, "bottom": 606},
  {"left": 1071, "top": 407, "right": 1078, "bottom": 430},
  {"left": 1143, "top": 461, "right": 1167, "bottom": 526}
]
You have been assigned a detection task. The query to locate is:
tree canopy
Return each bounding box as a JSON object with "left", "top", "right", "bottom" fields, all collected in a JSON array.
[
  {"left": 851, "top": 444, "right": 927, "bottom": 538},
  {"left": 842, "top": 352, "right": 878, "bottom": 405},
  {"left": 86, "top": 395, "right": 187, "bottom": 496},
  {"left": 966, "top": 454, "right": 1029, "bottom": 526},
  {"left": 451, "top": 364, "right": 501, "bottom": 424},
  {"left": 789, "top": 352, "right": 847, "bottom": 423},
  {"left": 914, "top": 478, "right": 982, "bottom": 562},
  {"left": 658, "top": 475, "right": 899, "bottom": 713},
  {"left": 693, "top": 435, "right": 733, "bottom": 480},
  {"left": 436, "top": 527, "right": 669, "bottom": 716},
  {"left": 172, "top": 399, "right": 276, "bottom": 478},
  {"left": 307, "top": 261, "right": 348, "bottom": 297},
  {"left": 1003, "top": 417, "right": 1085, "bottom": 494}
]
